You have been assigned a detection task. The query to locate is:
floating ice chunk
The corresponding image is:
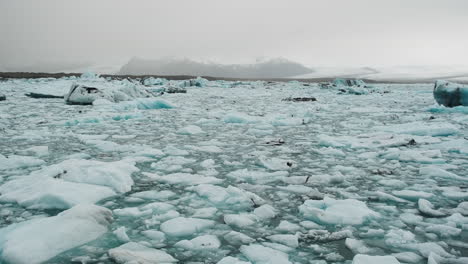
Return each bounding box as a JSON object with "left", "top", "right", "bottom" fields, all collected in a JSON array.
[
  {"left": 224, "top": 213, "right": 257, "bottom": 228},
  {"left": 130, "top": 190, "right": 176, "bottom": 201},
  {"left": 0, "top": 154, "right": 45, "bottom": 170},
  {"left": 224, "top": 231, "right": 255, "bottom": 245},
  {"left": 253, "top": 204, "right": 277, "bottom": 220},
  {"left": 267, "top": 234, "right": 298, "bottom": 248},
  {"left": 419, "top": 166, "right": 466, "bottom": 181},
  {"left": 372, "top": 191, "right": 410, "bottom": 204},
  {"left": 0, "top": 174, "right": 116, "bottom": 209},
  {"left": 240, "top": 244, "right": 291, "bottom": 264},
  {"left": 223, "top": 112, "right": 258, "bottom": 124},
  {"left": 457, "top": 202, "right": 468, "bottom": 216},
  {"left": 217, "top": 256, "right": 251, "bottom": 264},
  {"left": 118, "top": 98, "right": 175, "bottom": 110},
  {"left": 352, "top": 254, "right": 400, "bottom": 264},
  {"left": 146, "top": 173, "right": 223, "bottom": 185},
  {"left": 376, "top": 121, "right": 458, "bottom": 136},
  {"left": 384, "top": 229, "right": 416, "bottom": 248},
  {"left": 108, "top": 242, "right": 177, "bottom": 264},
  {"left": 433, "top": 80, "right": 468, "bottom": 107},
  {"left": 113, "top": 226, "right": 130, "bottom": 242},
  {"left": 160, "top": 217, "right": 215, "bottom": 237},
  {"left": 392, "top": 190, "right": 433, "bottom": 201},
  {"left": 258, "top": 156, "right": 293, "bottom": 171},
  {"left": 28, "top": 159, "right": 138, "bottom": 193},
  {"left": 381, "top": 148, "right": 444, "bottom": 164},
  {"left": 299, "top": 197, "right": 379, "bottom": 225},
  {"left": 177, "top": 125, "right": 204, "bottom": 135},
  {"left": 192, "top": 207, "right": 218, "bottom": 218},
  {"left": 418, "top": 199, "right": 445, "bottom": 217},
  {"left": 175, "top": 235, "right": 221, "bottom": 250},
  {"left": 0, "top": 204, "right": 112, "bottom": 264},
  {"left": 277, "top": 185, "right": 323, "bottom": 197},
  {"left": 190, "top": 184, "right": 263, "bottom": 210},
  {"left": 405, "top": 242, "right": 452, "bottom": 258},
  {"left": 425, "top": 224, "right": 461, "bottom": 237},
  {"left": 22, "top": 146, "right": 49, "bottom": 157},
  {"left": 345, "top": 238, "right": 372, "bottom": 254},
  {"left": 227, "top": 169, "right": 289, "bottom": 184},
  {"left": 391, "top": 252, "right": 423, "bottom": 263},
  {"left": 143, "top": 77, "right": 167, "bottom": 86},
  {"left": 276, "top": 221, "right": 301, "bottom": 232},
  {"left": 141, "top": 230, "right": 166, "bottom": 243},
  {"left": 151, "top": 156, "right": 196, "bottom": 172}
]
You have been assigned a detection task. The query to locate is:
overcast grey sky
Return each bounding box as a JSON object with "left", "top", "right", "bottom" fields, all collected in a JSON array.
[{"left": 0, "top": 0, "right": 467, "bottom": 71}]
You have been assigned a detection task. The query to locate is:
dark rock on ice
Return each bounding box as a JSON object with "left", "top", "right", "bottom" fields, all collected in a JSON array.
[
  {"left": 282, "top": 97, "right": 317, "bottom": 102},
  {"left": 433, "top": 80, "right": 468, "bottom": 107},
  {"left": 25, "top": 93, "right": 64, "bottom": 99},
  {"left": 0, "top": 94, "right": 5, "bottom": 101},
  {"left": 165, "top": 87, "right": 187, "bottom": 94}
]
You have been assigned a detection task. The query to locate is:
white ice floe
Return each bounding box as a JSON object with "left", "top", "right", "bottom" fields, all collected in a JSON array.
[
  {"left": 108, "top": 242, "right": 177, "bottom": 264},
  {"left": 299, "top": 197, "right": 379, "bottom": 225},
  {"left": 0, "top": 204, "right": 112, "bottom": 264},
  {"left": 160, "top": 217, "right": 215, "bottom": 237},
  {"left": 352, "top": 254, "right": 400, "bottom": 264}
]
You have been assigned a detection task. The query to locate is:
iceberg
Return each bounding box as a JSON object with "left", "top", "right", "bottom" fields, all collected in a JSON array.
[{"left": 433, "top": 80, "right": 468, "bottom": 107}]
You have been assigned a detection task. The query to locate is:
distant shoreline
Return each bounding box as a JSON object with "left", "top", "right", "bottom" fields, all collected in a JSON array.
[{"left": 0, "top": 72, "right": 466, "bottom": 84}]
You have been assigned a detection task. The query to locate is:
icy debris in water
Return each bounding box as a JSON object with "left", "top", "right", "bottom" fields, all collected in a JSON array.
[
  {"left": 345, "top": 238, "right": 373, "bottom": 254},
  {"left": 141, "top": 230, "right": 166, "bottom": 244},
  {"left": 391, "top": 252, "right": 423, "bottom": 263},
  {"left": 258, "top": 156, "right": 294, "bottom": 171},
  {"left": 20, "top": 146, "right": 49, "bottom": 157},
  {"left": 113, "top": 226, "right": 130, "bottom": 242},
  {"left": 146, "top": 172, "right": 223, "bottom": 185},
  {"left": 224, "top": 231, "right": 255, "bottom": 245},
  {"left": 352, "top": 254, "right": 400, "bottom": 264},
  {"left": 108, "top": 242, "right": 177, "bottom": 264},
  {"left": 376, "top": 121, "right": 458, "bottom": 136},
  {"left": 457, "top": 202, "right": 468, "bottom": 216},
  {"left": 418, "top": 199, "right": 446, "bottom": 217},
  {"left": 0, "top": 154, "right": 45, "bottom": 170},
  {"left": 175, "top": 234, "right": 221, "bottom": 250},
  {"left": 177, "top": 125, "right": 204, "bottom": 135},
  {"left": 115, "top": 98, "right": 175, "bottom": 110},
  {"left": 224, "top": 213, "right": 257, "bottom": 228},
  {"left": 392, "top": 190, "right": 433, "bottom": 201},
  {"left": 254, "top": 204, "right": 277, "bottom": 220},
  {"left": 130, "top": 190, "right": 176, "bottom": 201},
  {"left": 380, "top": 148, "right": 444, "bottom": 164},
  {"left": 240, "top": 244, "right": 292, "bottom": 264},
  {"left": 267, "top": 234, "right": 299, "bottom": 248},
  {"left": 419, "top": 166, "right": 465, "bottom": 180},
  {"left": 160, "top": 217, "right": 215, "bottom": 237},
  {"left": 227, "top": 169, "right": 289, "bottom": 184},
  {"left": 276, "top": 221, "right": 301, "bottom": 232},
  {"left": 217, "top": 256, "right": 251, "bottom": 264},
  {"left": 188, "top": 207, "right": 215, "bottom": 219},
  {"left": 299, "top": 197, "right": 379, "bottom": 225},
  {"left": 0, "top": 204, "right": 112, "bottom": 264},
  {"left": 223, "top": 112, "right": 259, "bottom": 124},
  {"left": 190, "top": 184, "right": 264, "bottom": 210},
  {"left": 302, "top": 229, "right": 352, "bottom": 243}
]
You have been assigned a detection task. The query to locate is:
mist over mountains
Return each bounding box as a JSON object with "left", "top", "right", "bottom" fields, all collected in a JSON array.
[{"left": 118, "top": 57, "right": 314, "bottom": 78}]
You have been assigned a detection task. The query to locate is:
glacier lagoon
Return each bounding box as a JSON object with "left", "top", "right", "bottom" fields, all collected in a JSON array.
[{"left": 0, "top": 76, "right": 467, "bottom": 264}]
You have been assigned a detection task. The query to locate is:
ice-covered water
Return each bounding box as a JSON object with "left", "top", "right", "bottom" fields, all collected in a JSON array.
[{"left": 0, "top": 76, "right": 467, "bottom": 263}]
